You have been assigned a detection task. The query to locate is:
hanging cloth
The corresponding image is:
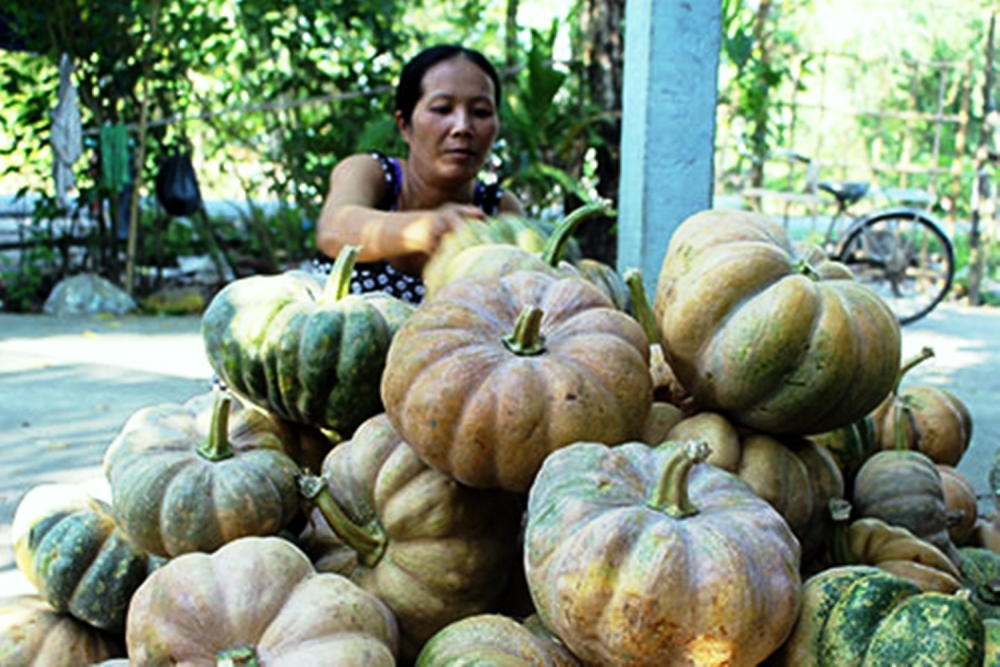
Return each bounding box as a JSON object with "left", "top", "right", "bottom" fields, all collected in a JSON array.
[
  {"left": 100, "top": 123, "right": 130, "bottom": 193},
  {"left": 50, "top": 52, "right": 82, "bottom": 208}
]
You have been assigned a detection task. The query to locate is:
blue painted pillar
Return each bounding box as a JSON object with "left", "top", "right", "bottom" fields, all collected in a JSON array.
[{"left": 617, "top": 0, "right": 722, "bottom": 295}]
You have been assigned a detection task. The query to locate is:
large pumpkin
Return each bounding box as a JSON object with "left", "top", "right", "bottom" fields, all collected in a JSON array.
[
  {"left": 125, "top": 536, "right": 399, "bottom": 665},
  {"left": 381, "top": 270, "right": 652, "bottom": 493},
  {"left": 0, "top": 595, "right": 125, "bottom": 666},
  {"left": 296, "top": 413, "right": 523, "bottom": 661},
  {"left": 770, "top": 565, "right": 984, "bottom": 666},
  {"left": 653, "top": 209, "right": 901, "bottom": 435},
  {"left": 12, "top": 483, "right": 163, "bottom": 633},
  {"left": 524, "top": 440, "right": 801, "bottom": 666},
  {"left": 201, "top": 245, "right": 414, "bottom": 435},
  {"left": 103, "top": 393, "right": 302, "bottom": 557}
]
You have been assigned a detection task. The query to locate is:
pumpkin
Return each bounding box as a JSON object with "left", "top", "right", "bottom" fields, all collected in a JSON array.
[
  {"left": 820, "top": 498, "right": 962, "bottom": 593},
  {"left": 986, "top": 618, "right": 1000, "bottom": 666},
  {"left": 524, "top": 440, "right": 801, "bottom": 666},
  {"left": 103, "top": 393, "right": 302, "bottom": 557},
  {"left": 852, "top": 449, "right": 962, "bottom": 567},
  {"left": 769, "top": 565, "right": 983, "bottom": 666},
  {"left": 662, "top": 411, "right": 844, "bottom": 564},
  {"left": 125, "top": 536, "right": 399, "bottom": 665},
  {"left": 0, "top": 595, "right": 125, "bottom": 666},
  {"left": 182, "top": 390, "right": 337, "bottom": 475},
  {"left": 871, "top": 346, "right": 973, "bottom": 466},
  {"left": 12, "top": 483, "right": 163, "bottom": 633},
  {"left": 416, "top": 614, "right": 581, "bottom": 666},
  {"left": 808, "top": 414, "right": 877, "bottom": 497},
  {"left": 422, "top": 201, "right": 625, "bottom": 308},
  {"left": 381, "top": 270, "right": 652, "bottom": 493},
  {"left": 653, "top": 208, "right": 901, "bottom": 435},
  {"left": 295, "top": 413, "right": 523, "bottom": 661},
  {"left": 959, "top": 547, "right": 1000, "bottom": 621},
  {"left": 938, "top": 464, "right": 979, "bottom": 545},
  {"left": 423, "top": 210, "right": 583, "bottom": 294},
  {"left": 201, "top": 245, "right": 414, "bottom": 435},
  {"left": 973, "top": 514, "right": 1000, "bottom": 553}
]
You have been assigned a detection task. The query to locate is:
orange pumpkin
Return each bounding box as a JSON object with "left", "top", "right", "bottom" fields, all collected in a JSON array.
[
  {"left": 381, "top": 270, "right": 652, "bottom": 493},
  {"left": 653, "top": 209, "right": 901, "bottom": 435},
  {"left": 0, "top": 595, "right": 125, "bottom": 666},
  {"left": 125, "top": 537, "right": 399, "bottom": 665},
  {"left": 937, "top": 464, "right": 979, "bottom": 546},
  {"left": 524, "top": 440, "right": 801, "bottom": 666}
]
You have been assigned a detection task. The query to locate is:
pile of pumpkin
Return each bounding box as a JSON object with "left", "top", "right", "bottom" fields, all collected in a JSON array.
[{"left": 4, "top": 204, "right": 1000, "bottom": 666}]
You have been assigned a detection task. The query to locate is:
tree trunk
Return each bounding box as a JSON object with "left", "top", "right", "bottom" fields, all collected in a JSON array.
[
  {"left": 578, "top": 0, "right": 624, "bottom": 265},
  {"left": 970, "top": 11, "right": 997, "bottom": 307},
  {"left": 505, "top": 0, "right": 520, "bottom": 72}
]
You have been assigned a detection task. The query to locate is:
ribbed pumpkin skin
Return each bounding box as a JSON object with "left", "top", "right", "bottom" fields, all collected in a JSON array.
[
  {"left": 808, "top": 415, "right": 876, "bottom": 495},
  {"left": 664, "top": 411, "right": 844, "bottom": 564},
  {"left": 202, "top": 267, "right": 413, "bottom": 434},
  {"left": 381, "top": 271, "right": 652, "bottom": 493},
  {"left": 653, "top": 209, "right": 901, "bottom": 435},
  {"left": 103, "top": 394, "right": 302, "bottom": 557},
  {"left": 297, "top": 413, "right": 523, "bottom": 661},
  {"left": 0, "top": 595, "right": 125, "bottom": 666},
  {"left": 416, "top": 614, "right": 581, "bottom": 666},
  {"left": 524, "top": 441, "right": 801, "bottom": 667},
  {"left": 852, "top": 450, "right": 961, "bottom": 566},
  {"left": 770, "top": 565, "right": 983, "bottom": 666},
  {"left": 12, "top": 485, "right": 162, "bottom": 633},
  {"left": 125, "top": 537, "right": 399, "bottom": 665}
]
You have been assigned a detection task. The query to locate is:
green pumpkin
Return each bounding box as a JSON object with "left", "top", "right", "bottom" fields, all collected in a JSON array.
[
  {"left": 103, "top": 393, "right": 303, "bottom": 558},
  {"left": 422, "top": 201, "right": 624, "bottom": 307},
  {"left": 12, "top": 484, "right": 163, "bottom": 633},
  {"left": 201, "top": 245, "right": 413, "bottom": 435},
  {"left": 809, "top": 414, "right": 877, "bottom": 495},
  {"left": 960, "top": 547, "right": 1000, "bottom": 620},
  {"left": 770, "top": 565, "right": 984, "bottom": 666}
]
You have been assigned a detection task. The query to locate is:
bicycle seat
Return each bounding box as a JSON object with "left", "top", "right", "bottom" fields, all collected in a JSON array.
[{"left": 818, "top": 181, "right": 869, "bottom": 207}]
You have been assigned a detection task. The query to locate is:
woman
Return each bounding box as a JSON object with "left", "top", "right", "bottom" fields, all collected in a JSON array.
[{"left": 314, "top": 44, "right": 524, "bottom": 303}]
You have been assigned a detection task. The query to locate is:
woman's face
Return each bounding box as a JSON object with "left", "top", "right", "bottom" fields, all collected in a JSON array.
[{"left": 399, "top": 56, "right": 498, "bottom": 185}]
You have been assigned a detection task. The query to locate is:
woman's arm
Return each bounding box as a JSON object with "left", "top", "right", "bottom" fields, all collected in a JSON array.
[{"left": 315, "top": 154, "right": 485, "bottom": 264}]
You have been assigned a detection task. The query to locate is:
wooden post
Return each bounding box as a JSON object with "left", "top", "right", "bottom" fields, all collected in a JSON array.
[{"left": 617, "top": 0, "right": 722, "bottom": 295}]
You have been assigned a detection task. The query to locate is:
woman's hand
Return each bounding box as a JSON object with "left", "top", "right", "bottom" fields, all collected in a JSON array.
[{"left": 403, "top": 202, "right": 485, "bottom": 257}]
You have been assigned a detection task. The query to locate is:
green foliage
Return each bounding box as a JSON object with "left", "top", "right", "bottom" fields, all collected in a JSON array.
[{"left": 496, "top": 22, "right": 604, "bottom": 215}]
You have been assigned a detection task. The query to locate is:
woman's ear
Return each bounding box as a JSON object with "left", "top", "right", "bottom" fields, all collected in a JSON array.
[{"left": 395, "top": 110, "right": 411, "bottom": 144}]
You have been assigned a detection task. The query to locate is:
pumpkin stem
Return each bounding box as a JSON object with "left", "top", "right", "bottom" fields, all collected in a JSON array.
[
  {"left": 893, "top": 346, "right": 935, "bottom": 394},
  {"left": 650, "top": 440, "right": 711, "bottom": 518},
  {"left": 794, "top": 258, "right": 822, "bottom": 281},
  {"left": 503, "top": 306, "right": 547, "bottom": 356},
  {"left": 829, "top": 498, "right": 855, "bottom": 566},
  {"left": 321, "top": 244, "right": 361, "bottom": 303},
  {"left": 540, "top": 200, "right": 615, "bottom": 267},
  {"left": 624, "top": 268, "right": 661, "bottom": 347},
  {"left": 217, "top": 647, "right": 260, "bottom": 666},
  {"left": 978, "top": 579, "right": 1000, "bottom": 605},
  {"left": 890, "top": 400, "right": 917, "bottom": 452},
  {"left": 297, "top": 474, "right": 387, "bottom": 568},
  {"left": 197, "top": 394, "right": 235, "bottom": 462}
]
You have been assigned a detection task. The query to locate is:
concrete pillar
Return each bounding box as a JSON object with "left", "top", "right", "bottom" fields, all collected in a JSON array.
[{"left": 617, "top": 0, "right": 722, "bottom": 296}]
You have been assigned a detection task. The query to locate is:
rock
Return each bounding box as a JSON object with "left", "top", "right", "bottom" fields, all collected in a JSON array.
[{"left": 43, "top": 273, "right": 137, "bottom": 317}]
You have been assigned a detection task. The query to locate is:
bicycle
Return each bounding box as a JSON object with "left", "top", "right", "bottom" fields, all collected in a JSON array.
[{"left": 739, "top": 151, "right": 956, "bottom": 325}]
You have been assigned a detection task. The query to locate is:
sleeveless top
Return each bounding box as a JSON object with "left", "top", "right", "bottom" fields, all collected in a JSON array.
[{"left": 313, "top": 151, "right": 502, "bottom": 304}]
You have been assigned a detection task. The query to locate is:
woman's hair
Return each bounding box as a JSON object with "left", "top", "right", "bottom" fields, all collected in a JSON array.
[{"left": 395, "top": 45, "right": 502, "bottom": 127}]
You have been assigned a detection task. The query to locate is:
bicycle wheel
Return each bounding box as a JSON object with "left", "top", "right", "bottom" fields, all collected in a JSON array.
[{"left": 836, "top": 210, "right": 955, "bottom": 325}]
